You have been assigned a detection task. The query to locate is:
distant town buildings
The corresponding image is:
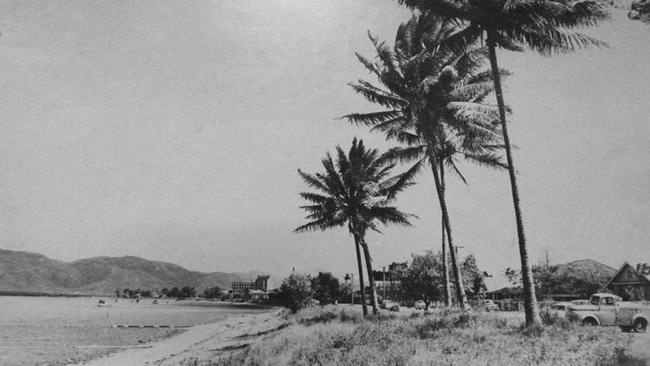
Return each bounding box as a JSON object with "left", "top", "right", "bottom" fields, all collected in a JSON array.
[{"left": 231, "top": 275, "right": 270, "bottom": 297}]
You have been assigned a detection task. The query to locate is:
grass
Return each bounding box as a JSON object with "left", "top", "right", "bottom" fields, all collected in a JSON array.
[{"left": 205, "top": 305, "right": 637, "bottom": 366}]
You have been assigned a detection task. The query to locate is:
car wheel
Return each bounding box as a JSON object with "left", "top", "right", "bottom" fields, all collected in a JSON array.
[
  {"left": 582, "top": 318, "right": 598, "bottom": 326},
  {"left": 633, "top": 319, "right": 647, "bottom": 333}
]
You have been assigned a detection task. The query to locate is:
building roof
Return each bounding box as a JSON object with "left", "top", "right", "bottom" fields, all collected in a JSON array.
[{"left": 605, "top": 262, "right": 650, "bottom": 288}]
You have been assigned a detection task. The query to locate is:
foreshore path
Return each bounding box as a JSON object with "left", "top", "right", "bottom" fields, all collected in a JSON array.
[{"left": 74, "top": 308, "right": 287, "bottom": 366}]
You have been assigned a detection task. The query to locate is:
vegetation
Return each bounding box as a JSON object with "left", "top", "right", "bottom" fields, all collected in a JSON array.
[
  {"left": 396, "top": 0, "right": 610, "bottom": 326},
  {"left": 311, "top": 272, "right": 342, "bottom": 305},
  {"left": 400, "top": 251, "right": 488, "bottom": 310},
  {"left": 345, "top": 13, "right": 507, "bottom": 311},
  {"left": 202, "top": 286, "right": 223, "bottom": 300},
  {"left": 461, "top": 254, "right": 488, "bottom": 299},
  {"left": 505, "top": 261, "right": 614, "bottom": 300},
  {"left": 295, "top": 138, "right": 415, "bottom": 317},
  {"left": 211, "top": 305, "right": 635, "bottom": 366},
  {"left": 277, "top": 273, "right": 313, "bottom": 314},
  {"left": 400, "top": 251, "right": 443, "bottom": 310},
  {"left": 161, "top": 286, "right": 196, "bottom": 300}
]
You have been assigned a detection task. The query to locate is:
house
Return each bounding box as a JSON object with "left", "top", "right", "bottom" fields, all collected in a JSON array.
[{"left": 605, "top": 262, "right": 650, "bottom": 301}]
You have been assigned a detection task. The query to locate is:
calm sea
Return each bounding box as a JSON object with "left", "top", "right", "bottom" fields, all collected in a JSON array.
[{"left": 0, "top": 296, "right": 271, "bottom": 366}]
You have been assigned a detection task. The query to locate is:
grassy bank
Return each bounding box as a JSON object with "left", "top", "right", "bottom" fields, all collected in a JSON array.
[{"left": 204, "top": 305, "right": 637, "bottom": 366}]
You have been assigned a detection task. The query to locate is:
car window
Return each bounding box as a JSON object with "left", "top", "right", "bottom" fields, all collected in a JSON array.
[
  {"left": 602, "top": 297, "right": 615, "bottom": 305},
  {"left": 591, "top": 296, "right": 600, "bottom": 306}
]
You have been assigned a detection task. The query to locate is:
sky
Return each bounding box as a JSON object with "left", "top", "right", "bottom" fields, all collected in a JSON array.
[{"left": 0, "top": 0, "right": 648, "bottom": 287}]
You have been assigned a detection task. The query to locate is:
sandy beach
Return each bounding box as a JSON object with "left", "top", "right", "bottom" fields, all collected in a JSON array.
[{"left": 75, "top": 308, "right": 286, "bottom": 366}]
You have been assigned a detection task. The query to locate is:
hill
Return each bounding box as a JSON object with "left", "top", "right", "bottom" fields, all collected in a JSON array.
[{"left": 0, "top": 249, "right": 259, "bottom": 296}]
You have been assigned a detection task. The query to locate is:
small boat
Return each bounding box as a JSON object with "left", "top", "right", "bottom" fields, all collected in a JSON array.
[{"left": 97, "top": 299, "right": 111, "bottom": 308}]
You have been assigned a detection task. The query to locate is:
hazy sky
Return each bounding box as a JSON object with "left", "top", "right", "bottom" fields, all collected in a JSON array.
[{"left": 0, "top": 1, "right": 648, "bottom": 286}]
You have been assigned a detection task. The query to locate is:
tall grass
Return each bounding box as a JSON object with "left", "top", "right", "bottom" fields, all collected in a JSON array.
[{"left": 206, "top": 305, "right": 636, "bottom": 366}]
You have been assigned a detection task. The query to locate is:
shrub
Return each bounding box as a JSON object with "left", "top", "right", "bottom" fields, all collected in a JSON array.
[
  {"left": 540, "top": 310, "right": 576, "bottom": 330},
  {"left": 277, "top": 273, "right": 313, "bottom": 313},
  {"left": 310, "top": 272, "right": 341, "bottom": 306},
  {"left": 296, "top": 309, "right": 338, "bottom": 326}
]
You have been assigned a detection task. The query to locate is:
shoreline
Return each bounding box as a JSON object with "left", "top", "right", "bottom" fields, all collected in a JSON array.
[{"left": 73, "top": 307, "right": 285, "bottom": 366}]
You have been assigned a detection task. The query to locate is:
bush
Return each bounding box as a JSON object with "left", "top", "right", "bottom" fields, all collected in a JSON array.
[
  {"left": 540, "top": 310, "right": 576, "bottom": 330},
  {"left": 310, "top": 272, "right": 341, "bottom": 305},
  {"left": 277, "top": 273, "right": 312, "bottom": 313},
  {"left": 296, "top": 309, "right": 338, "bottom": 326}
]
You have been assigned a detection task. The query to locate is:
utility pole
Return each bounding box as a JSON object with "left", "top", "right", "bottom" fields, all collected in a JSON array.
[
  {"left": 544, "top": 249, "right": 550, "bottom": 269},
  {"left": 382, "top": 266, "right": 386, "bottom": 301},
  {"left": 350, "top": 273, "right": 354, "bottom": 305}
]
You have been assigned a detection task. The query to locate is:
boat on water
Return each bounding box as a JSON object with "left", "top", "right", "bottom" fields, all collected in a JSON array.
[{"left": 97, "top": 299, "right": 111, "bottom": 308}]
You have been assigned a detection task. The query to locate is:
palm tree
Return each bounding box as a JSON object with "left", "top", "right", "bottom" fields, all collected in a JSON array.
[
  {"left": 295, "top": 138, "right": 416, "bottom": 316},
  {"left": 344, "top": 14, "right": 505, "bottom": 310},
  {"left": 397, "top": 0, "right": 609, "bottom": 326}
]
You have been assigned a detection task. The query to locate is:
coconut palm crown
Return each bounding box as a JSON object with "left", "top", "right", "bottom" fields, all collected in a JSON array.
[
  {"left": 295, "top": 138, "right": 416, "bottom": 316},
  {"left": 397, "top": 0, "right": 610, "bottom": 326},
  {"left": 344, "top": 14, "right": 507, "bottom": 310}
]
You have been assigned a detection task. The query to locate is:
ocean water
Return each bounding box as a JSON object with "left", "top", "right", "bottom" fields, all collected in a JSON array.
[{"left": 0, "top": 296, "right": 270, "bottom": 366}]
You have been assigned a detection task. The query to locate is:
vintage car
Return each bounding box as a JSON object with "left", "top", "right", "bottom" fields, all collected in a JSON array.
[{"left": 567, "top": 293, "right": 649, "bottom": 332}]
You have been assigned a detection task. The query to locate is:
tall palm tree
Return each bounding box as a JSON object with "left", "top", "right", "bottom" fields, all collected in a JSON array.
[
  {"left": 397, "top": 0, "right": 609, "bottom": 326},
  {"left": 344, "top": 14, "right": 505, "bottom": 310},
  {"left": 295, "top": 138, "right": 416, "bottom": 316}
]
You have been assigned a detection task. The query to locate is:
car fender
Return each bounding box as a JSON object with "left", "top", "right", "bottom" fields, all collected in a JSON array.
[
  {"left": 632, "top": 314, "right": 648, "bottom": 325},
  {"left": 578, "top": 313, "right": 600, "bottom": 325}
]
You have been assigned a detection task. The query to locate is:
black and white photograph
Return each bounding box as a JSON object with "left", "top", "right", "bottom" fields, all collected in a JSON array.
[{"left": 0, "top": 0, "right": 649, "bottom": 365}]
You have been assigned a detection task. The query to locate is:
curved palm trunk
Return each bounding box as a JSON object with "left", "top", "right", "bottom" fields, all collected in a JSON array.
[
  {"left": 352, "top": 229, "right": 369, "bottom": 318},
  {"left": 440, "top": 161, "right": 452, "bottom": 307},
  {"left": 429, "top": 154, "right": 468, "bottom": 310},
  {"left": 360, "top": 237, "right": 380, "bottom": 315},
  {"left": 487, "top": 33, "right": 541, "bottom": 327}
]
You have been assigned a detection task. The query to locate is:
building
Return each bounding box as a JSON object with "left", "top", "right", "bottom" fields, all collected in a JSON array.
[
  {"left": 605, "top": 262, "right": 650, "bottom": 301},
  {"left": 231, "top": 275, "right": 270, "bottom": 297}
]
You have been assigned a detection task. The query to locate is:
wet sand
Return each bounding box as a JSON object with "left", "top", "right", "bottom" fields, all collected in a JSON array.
[{"left": 77, "top": 309, "right": 286, "bottom": 366}]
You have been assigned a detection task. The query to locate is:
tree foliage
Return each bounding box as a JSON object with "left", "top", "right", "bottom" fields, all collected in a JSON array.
[
  {"left": 311, "top": 272, "right": 342, "bottom": 305},
  {"left": 161, "top": 286, "right": 196, "bottom": 300},
  {"left": 278, "top": 273, "right": 313, "bottom": 313},
  {"left": 401, "top": 250, "right": 443, "bottom": 310},
  {"left": 345, "top": 12, "right": 508, "bottom": 312},
  {"left": 504, "top": 264, "right": 610, "bottom": 299},
  {"left": 396, "top": 0, "right": 610, "bottom": 327},
  {"left": 296, "top": 138, "right": 415, "bottom": 316},
  {"left": 202, "top": 286, "right": 223, "bottom": 299},
  {"left": 461, "top": 254, "right": 488, "bottom": 298}
]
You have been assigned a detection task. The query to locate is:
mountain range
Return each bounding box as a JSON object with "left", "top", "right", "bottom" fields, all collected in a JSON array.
[{"left": 0, "top": 249, "right": 260, "bottom": 296}]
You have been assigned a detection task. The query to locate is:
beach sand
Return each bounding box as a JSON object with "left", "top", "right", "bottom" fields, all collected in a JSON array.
[{"left": 74, "top": 308, "right": 286, "bottom": 366}]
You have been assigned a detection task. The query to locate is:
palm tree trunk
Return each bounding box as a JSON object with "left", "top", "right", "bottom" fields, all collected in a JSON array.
[
  {"left": 487, "top": 32, "right": 541, "bottom": 327},
  {"left": 360, "top": 237, "right": 380, "bottom": 315},
  {"left": 351, "top": 228, "right": 368, "bottom": 318},
  {"left": 440, "top": 161, "right": 452, "bottom": 307},
  {"left": 429, "top": 154, "right": 468, "bottom": 310}
]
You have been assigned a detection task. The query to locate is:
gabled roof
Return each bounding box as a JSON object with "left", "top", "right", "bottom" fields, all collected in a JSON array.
[{"left": 605, "top": 262, "right": 650, "bottom": 289}]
